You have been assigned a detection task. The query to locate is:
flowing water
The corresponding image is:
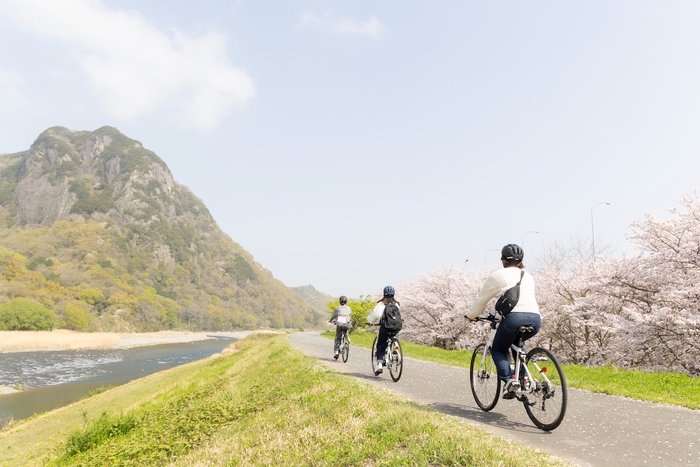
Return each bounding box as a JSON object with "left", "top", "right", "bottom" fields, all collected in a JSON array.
[{"left": 0, "top": 336, "right": 237, "bottom": 426}]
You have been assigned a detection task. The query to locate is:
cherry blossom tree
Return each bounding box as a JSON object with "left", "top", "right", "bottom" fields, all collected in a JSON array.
[
  {"left": 397, "top": 192, "right": 700, "bottom": 375},
  {"left": 399, "top": 266, "right": 494, "bottom": 349}
]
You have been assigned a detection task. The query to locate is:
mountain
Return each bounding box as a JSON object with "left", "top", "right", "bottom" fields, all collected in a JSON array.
[
  {"left": 0, "top": 126, "right": 324, "bottom": 331},
  {"left": 290, "top": 285, "right": 335, "bottom": 316}
]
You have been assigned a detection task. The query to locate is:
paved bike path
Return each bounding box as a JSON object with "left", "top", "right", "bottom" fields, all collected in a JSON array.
[{"left": 288, "top": 332, "right": 700, "bottom": 467}]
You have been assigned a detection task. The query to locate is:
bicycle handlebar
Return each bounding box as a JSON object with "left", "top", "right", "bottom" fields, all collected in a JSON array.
[{"left": 465, "top": 312, "right": 500, "bottom": 323}]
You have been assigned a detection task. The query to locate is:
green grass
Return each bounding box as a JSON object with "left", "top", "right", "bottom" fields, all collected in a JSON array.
[
  {"left": 563, "top": 365, "right": 700, "bottom": 408},
  {"left": 1, "top": 333, "right": 572, "bottom": 467},
  {"left": 326, "top": 330, "right": 700, "bottom": 410}
]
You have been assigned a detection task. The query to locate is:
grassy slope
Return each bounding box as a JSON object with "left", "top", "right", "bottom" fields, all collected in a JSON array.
[
  {"left": 0, "top": 334, "right": 571, "bottom": 467},
  {"left": 331, "top": 330, "right": 700, "bottom": 410},
  {"left": 0, "top": 347, "right": 228, "bottom": 466}
]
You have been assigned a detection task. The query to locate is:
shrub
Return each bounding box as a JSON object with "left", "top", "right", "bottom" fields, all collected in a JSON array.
[
  {"left": 64, "top": 302, "right": 91, "bottom": 330},
  {"left": 0, "top": 298, "right": 55, "bottom": 330}
]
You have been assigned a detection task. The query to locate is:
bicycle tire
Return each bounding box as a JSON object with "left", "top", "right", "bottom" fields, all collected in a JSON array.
[
  {"left": 470, "top": 343, "right": 500, "bottom": 411},
  {"left": 341, "top": 334, "right": 350, "bottom": 363},
  {"left": 371, "top": 336, "right": 379, "bottom": 374},
  {"left": 523, "top": 347, "right": 567, "bottom": 431},
  {"left": 388, "top": 337, "right": 403, "bottom": 382}
]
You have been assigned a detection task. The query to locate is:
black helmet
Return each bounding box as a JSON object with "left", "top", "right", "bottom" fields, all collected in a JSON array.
[
  {"left": 339, "top": 295, "right": 347, "bottom": 305},
  {"left": 501, "top": 244, "right": 524, "bottom": 261},
  {"left": 383, "top": 286, "right": 395, "bottom": 297}
]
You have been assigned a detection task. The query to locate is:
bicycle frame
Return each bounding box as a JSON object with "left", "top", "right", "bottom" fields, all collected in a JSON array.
[
  {"left": 369, "top": 326, "right": 403, "bottom": 382},
  {"left": 479, "top": 314, "right": 554, "bottom": 399},
  {"left": 471, "top": 312, "right": 568, "bottom": 430}
]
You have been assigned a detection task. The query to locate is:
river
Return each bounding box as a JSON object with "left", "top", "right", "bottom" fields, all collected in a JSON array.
[{"left": 0, "top": 336, "right": 237, "bottom": 426}]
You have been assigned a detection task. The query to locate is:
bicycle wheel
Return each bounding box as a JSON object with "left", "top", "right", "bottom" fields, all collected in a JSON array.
[
  {"left": 523, "top": 347, "right": 567, "bottom": 431},
  {"left": 341, "top": 333, "right": 350, "bottom": 362},
  {"left": 371, "top": 336, "right": 379, "bottom": 374},
  {"left": 388, "top": 338, "right": 403, "bottom": 382},
  {"left": 470, "top": 343, "right": 500, "bottom": 411}
]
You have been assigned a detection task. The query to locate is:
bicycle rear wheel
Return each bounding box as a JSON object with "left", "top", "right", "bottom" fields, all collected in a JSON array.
[
  {"left": 523, "top": 347, "right": 567, "bottom": 431},
  {"left": 388, "top": 337, "right": 403, "bottom": 382},
  {"left": 470, "top": 343, "right": 500, "bottom": 411},
  {"left": 371, "top": 336, "right": 379, "bottom": 374},
  {"left": 341, "top": 333, "right": 350, "bottom": 362}
]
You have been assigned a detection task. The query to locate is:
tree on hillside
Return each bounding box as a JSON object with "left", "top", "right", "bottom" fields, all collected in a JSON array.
[
  {"left": 62, "top": 302, "right": 91, "bottom": 330},
  {"left": 0, "top": 298, "right": 55, "bottom": 330}
]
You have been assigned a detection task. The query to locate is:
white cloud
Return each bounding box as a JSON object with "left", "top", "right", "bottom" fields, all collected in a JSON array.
[
  {"left": 297, "top": 12, "right": 387, "bottom": 38},
  {"left": 0, "top": 0, "right": 255, "bottom": 130},
  {"left": 0, "top": 69, "right": 30, "bottom": 114}
]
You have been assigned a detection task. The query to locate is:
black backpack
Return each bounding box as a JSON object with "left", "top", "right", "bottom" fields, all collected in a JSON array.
[
  {"left": 382, "top": 302, "right": 403, "bottom": 332},
  {"left": 495, "top": 270, "right": 525, "bottom": 316}
]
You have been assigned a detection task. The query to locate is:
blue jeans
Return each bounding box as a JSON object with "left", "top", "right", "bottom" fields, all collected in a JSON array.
[
  {"left": 491, "top": 312, "right": 541, "bottom": 382},
  {"left": 376, "top": 323, "right": 389, "bottom": 364}
]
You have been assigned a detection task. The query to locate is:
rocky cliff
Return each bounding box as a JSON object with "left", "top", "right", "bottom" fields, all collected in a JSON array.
[{"left": 0, "top": 127, "right": 322, "bottom": 331}]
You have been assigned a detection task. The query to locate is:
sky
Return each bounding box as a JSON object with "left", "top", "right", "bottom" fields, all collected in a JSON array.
[{"left": 1, "top": 1, "right": 699, "bottom": 298}]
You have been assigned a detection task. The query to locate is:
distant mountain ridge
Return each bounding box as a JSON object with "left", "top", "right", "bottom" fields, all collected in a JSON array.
[
  {"left": 291, "top": 285, "right": 335, "bottom": 316},
  {"left": 0, "top": 126, "right": 323, "bottom": 331}
]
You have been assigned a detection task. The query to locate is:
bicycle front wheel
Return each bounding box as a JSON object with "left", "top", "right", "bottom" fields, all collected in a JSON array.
[
  {"left": 388, "top": 338, "right": 403, "bottom": 382},
  {"left": 371, "top": 336, "right": 379, "bottom": 374},
  {"left": 470, "top": 343, "right": 500, "bottom": 411},
  {"left": 523, "top": 347, "right": 567, "bottom": 431},
  {"left": 341, "top": 334, "right": 350, "bottom": 362}
]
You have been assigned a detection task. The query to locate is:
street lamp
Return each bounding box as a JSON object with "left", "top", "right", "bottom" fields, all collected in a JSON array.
[
  {"left": 484, "top": 249, "right": 498, "bottom": 265},
  {"left": 464, "top": 259, "right": 469, "bottom": 270},
  {"left": 591, "top": 202, "right": 611, "bottom": 261},
  {"left": 521, "top": 230, "right": 539, "bottom": 249}
]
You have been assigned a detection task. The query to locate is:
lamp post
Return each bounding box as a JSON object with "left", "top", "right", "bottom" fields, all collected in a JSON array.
[
  {"left": 591, "top": 202, "right": 611, "bottom": 261},
  {"left": 521, "top": 230, "right": 539, "bottom": 249},
  {"left": 484, "top": 249, "right": 498, "bottom": 265},
  {"left": 464, "top": 259, "right": 469, "bottom": 270}
]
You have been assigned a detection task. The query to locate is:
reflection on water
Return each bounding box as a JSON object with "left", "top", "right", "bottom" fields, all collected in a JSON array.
[{"left": 0, "top": 337, "right": 236, "bottom": 426}]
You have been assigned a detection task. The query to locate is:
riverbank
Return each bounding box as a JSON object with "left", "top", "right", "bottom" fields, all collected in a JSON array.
[
  {"left": 0, "top": 329, "right": 258, "bottom": 395},
  {"left": 0, "top": 330, "right": 258, "bottom": 354}
]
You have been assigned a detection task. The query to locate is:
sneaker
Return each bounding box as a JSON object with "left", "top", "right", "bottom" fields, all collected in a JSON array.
[
  {"left": 502, "top": 378, "right": 520, "bottom": 399},
  {"left": 374, "top": 362, "right": 383, "bottom": 375},
  {"left": 334, "top": 352, "right": 339, "bottom": 360}
]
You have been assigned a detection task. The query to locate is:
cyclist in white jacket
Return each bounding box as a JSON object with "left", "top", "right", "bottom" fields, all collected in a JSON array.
[{"left": 466, "top": 244, "right": 541, "bottom": 398}]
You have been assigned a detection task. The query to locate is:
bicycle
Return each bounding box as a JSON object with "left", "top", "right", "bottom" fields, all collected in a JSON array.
[
  {"left": 338, "top": 328, "right": 350, "bottom": 363},
  {"left": 330, "top": 320, "right": 351, "bottom": 363},
  {"left": 470, "top": 312, "right": 567, "bottom": 431},
  {"left": 371, "top": 330, "right": 403, "bottom": 382}
]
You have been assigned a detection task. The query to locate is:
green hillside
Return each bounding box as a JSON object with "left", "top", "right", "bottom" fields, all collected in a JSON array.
[
  {"left": 290, "top": 285, "right": 335, "bottom": 315},
  {"left": 0, "top": 127, "right": 323, "bottom": 331}
]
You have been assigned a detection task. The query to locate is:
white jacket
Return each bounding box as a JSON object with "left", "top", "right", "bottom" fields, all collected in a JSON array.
[
  {"left": 366, "top": 302, "right": 386, "bottom": 325},
  {"left": 466, "top": 267, "right": 540, "bottom": 320}
]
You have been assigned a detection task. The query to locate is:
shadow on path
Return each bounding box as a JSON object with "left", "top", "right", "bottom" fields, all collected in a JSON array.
[{"left": 428, "top": 402, "right": 551, "bottom": 434}]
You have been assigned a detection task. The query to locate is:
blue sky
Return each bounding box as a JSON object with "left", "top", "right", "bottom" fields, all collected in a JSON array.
[{"left": 1, "top": 1, "right": 699, "bottom": 297}]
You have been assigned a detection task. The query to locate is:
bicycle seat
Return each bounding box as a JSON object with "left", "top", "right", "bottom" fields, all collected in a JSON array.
[{"left": 517, "top": 326, "right": 535, "bottom": 336}]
